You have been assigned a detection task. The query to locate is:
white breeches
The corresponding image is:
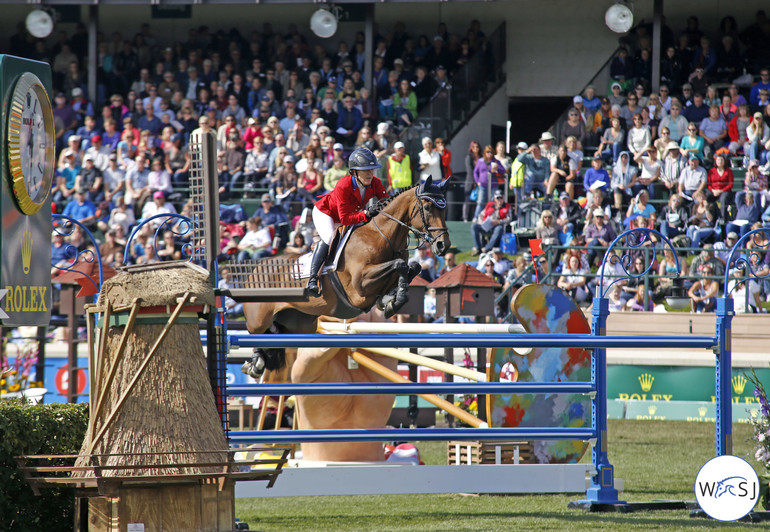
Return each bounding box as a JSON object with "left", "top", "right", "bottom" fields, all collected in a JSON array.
[{"left": 312, "top": 207, "right": 339, "bottom": 245}]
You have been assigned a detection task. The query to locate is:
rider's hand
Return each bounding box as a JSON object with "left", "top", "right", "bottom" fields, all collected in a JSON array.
[{"left": 365, "top": 202, "right": 381, "bottom": 220}]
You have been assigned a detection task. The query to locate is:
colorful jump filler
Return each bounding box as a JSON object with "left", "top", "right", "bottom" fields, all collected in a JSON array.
[{"left": 486, "top": 283, "right": 591, "bottom": 463}]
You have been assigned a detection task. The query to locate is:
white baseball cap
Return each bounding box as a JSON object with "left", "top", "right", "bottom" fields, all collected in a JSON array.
[{"left": 394, "top": 141, "right": 405, "bottom": 149}]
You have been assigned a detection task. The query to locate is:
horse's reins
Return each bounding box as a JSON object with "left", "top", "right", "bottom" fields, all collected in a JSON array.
[{"left": 372, "top": 188, "right": 449, "bottom": 254}]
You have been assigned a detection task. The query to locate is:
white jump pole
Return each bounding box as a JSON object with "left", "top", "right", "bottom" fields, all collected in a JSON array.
[
  {"left": 318, "top": 322, "right": 526, "bottom": 335},
  {"left": 360, "top": 346, "right": 486, "bottom": 382}
]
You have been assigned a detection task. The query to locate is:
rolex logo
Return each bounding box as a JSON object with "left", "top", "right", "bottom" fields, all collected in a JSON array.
[
  {"left": 21, "top": 229, "right": 33, "bottom": 274},
  {"left": 638, "top": 373, "right": 654, "bottom": 392},
  {"left": 647, "top": 405, "right": 657, "bottom": 415},
  {"left": 698, "top": 406, "right": 708, "bottom": 417},
  {"left": 732, "top": 375, "right": 747, "bottom": 395}
]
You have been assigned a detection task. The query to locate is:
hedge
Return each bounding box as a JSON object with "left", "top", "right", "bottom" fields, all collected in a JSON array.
[{"left": 0, "top": 400, "right": 88, "bottom": 532}]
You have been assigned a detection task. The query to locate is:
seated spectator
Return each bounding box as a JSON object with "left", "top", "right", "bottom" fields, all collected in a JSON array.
[
  {"left": 706, "top": 153, "right": 734, "bottom": 220},
  {"left": 659, "top": 194, "right": 688, "bottom": 239},
  {"left": 633, "top": 146, "right": 661, "bottom": 199},
  {"left": 218, "top": 267, "right": 243, "bottom": 317},
  {"left": 557, "top": 254, "right": 590, "bottom": 305},
  {"left": 611, "top": 152, "right": 638, "bottom": 212},
  {"left": 156, "top": 229, "right": 182, "bottom": 261},
  {"left": 471, "top": 189, "right": 512, "bottom": 256},
  {"left": 626, "top": 189, "right": 656, "bottom": 223},
  {"left": 535, "top": 210, "right": 559, "bottom": 258},
  {"left": 678, "top": 154, "right": 707, "bottom": 201},
  {"left": 727, "top": 104, "right": 751, "bottom": 155},
  {"left": 582, "top": 157, "right": 610, "bottom": 206},
  {"left": 660, "top": 140, "right": 686, "bottom": 193},
  {"left": 253, "top": 194, "right": 289, "bottom": 249},
  {"left": 75, "top": 154, "right": 105, "bottom": 204},
  {"left": 284, "top": 232, "right": 310, "bottom": 255},
  {"left": 595, "top": 117, "right": 625, "bottom": 163},
  {"left": 140, "top": 190, "right": 177, "bottom": 227},
  {"left": 713, "top": 231, "right": 738, "bottom": 270},
  {"left": 625, "top": 284, "right": 653, "bottom": 311},
  {"left": 728, "top": 263, "right": 762, "bottom": 314},
  {"left": 654, "top": 248, "right": 685, "bottom": 299},
  {"left": 746, "top": 112, "right": 770, "bottom": 164},
  {"left": 688, "top": 261, "right": 719, "bottom": 312},
  {"left": 686, "top": 191, "right": 721, "bottom": 249},
  {"left": 726, "top": 190, "right": 761, "bottom": 238},
  {"left": 619, "top": 256, "right": 651, "bottom": 305},
  {"left": 237, "top": 216, "right": 273, "bottom": 261},
  {"left": 547, "top": 145, "right": 577, "bottom": 199},
  {"left": 583, "top": 208, "right": 616, "bottom": 267},
  {"left": 699, "top": 105, "right": 728, "bottom": 158},
  {"left": 62, "top": 188, "right": 97, "bottom": 230},
  {"left": 324, "top": 155, "right": 349, "bottom": 192},
  {"left": 410, "top": 246, "right": 437, "bottom": 282},
  {"left": 553, "top": 192, "right": 582, "bottom": 243}
]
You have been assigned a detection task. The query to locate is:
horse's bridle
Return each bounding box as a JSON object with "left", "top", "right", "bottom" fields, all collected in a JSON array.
[{"left": 373, "top": 187, "right": 449, "bottom": 254}]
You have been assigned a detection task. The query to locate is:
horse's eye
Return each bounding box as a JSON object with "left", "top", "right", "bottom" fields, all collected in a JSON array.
[{"left": 423, "top": 203, "right": 432, "bottom": 214}]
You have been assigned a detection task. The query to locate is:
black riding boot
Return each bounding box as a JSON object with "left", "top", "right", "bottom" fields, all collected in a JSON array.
[{"left": 306, "top": 241, "right": 329, "bottom": 297}]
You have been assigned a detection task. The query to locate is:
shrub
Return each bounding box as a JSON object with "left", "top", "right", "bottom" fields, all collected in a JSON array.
[{"left": 0, "top": 400, "right": 88, "bottom": 532}]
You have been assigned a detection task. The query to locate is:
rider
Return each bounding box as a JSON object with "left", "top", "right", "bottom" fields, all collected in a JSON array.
[{"left": 306, "top": 147, "right": 389, "bottom": 296}]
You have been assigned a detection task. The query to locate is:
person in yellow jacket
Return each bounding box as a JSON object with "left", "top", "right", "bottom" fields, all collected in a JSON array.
[
  {"left": 509, "top": 141, "right": 527, "bottom": 213},
  {"left": 387, "top": 141, "right": 413, "bottom": 193}
]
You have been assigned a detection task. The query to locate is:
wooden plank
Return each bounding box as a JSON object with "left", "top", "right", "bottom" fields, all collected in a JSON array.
[
  {"left": 161, "top": 484, "right": 200, "bottom": 531},
  {"left": 121, "top": 488, "right": 161, "bottom": 531}
]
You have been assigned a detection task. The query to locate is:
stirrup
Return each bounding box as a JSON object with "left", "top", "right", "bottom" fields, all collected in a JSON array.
[{"left": 306, "top": 277, "right": 321, "bottom": 297}]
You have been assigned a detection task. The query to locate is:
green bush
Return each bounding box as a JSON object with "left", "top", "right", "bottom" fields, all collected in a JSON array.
[{"left": 0, "top": 400, "right": 88, "bottom": 532}]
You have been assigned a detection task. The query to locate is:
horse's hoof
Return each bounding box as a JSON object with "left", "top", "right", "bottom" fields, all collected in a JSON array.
[
  {"left": 241, "top": 355, "right": 265, "bottom": 379},
  {"left": 384, "top": 302, "right": 397, "bottom": 320}
]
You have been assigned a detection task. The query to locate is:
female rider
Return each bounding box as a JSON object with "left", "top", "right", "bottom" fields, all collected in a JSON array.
[{"left": 306, "top": 147, "right": 389, "bottom": 296}]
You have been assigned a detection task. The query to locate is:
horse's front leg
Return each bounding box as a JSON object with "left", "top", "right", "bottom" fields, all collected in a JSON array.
[{"left": 377, "top": 259, "right": 417, "bottom": 319}]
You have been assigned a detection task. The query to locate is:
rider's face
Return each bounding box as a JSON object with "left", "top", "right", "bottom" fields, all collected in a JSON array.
[{"left": 356, "top": 169, "right": 375, "bottom": 185}]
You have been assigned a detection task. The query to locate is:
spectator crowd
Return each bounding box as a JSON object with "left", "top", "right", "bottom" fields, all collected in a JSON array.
[{"left": 36, "top": 11, "right": 770, "bottom": 319}]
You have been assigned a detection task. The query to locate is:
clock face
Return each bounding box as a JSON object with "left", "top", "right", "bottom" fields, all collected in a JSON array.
[{"left": 6, "top": 72, "right": 56, "bottom": 215}]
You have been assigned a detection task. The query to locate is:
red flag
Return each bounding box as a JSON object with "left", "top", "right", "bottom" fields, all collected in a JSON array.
[{"left": 528, "top": 238, "right": 545, "bottom": 256}]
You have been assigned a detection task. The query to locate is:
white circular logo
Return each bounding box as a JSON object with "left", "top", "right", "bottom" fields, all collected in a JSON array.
[{"left": 695, "top": 455, "right": 759, "bottom": 521}]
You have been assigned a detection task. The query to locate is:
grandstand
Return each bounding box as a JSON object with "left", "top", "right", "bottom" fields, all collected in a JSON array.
[{"left": 3, "top": 0, "right": 770, "bottom": 317}]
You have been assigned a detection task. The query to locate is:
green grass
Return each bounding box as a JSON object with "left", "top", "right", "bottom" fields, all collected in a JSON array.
[{"left": 235, "top": 420, "right": 764, "bottom": 531}]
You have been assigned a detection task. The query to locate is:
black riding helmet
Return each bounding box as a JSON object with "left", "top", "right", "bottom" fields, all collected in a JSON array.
[{"left": 348, "top": 147, "right": 382, "bottom": 171}]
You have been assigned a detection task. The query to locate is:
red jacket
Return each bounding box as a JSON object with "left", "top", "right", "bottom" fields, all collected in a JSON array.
[{"left": 315, "top": 174, "right": 388, "bottom": 225}]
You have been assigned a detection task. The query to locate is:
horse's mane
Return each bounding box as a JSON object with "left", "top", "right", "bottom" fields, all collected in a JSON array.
[{"left": 379, "top": 183, "right": 419, "bottom": 212}]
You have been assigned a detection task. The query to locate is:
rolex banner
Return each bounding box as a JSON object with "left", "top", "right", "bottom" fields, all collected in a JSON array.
[
  {"left": 607, "top": 365, "right": 770, "bottom": 403},
  {"left": 0, "top": 56, "right": 53, "bottom": 325}
]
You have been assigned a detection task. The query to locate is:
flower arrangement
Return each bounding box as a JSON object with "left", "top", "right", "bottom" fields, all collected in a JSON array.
[
  {"left": 0, "top": 338, "right": 41, "bottom": 397},
  {"left": 745, "top": 368, "right": 770, "bottom": 509}
]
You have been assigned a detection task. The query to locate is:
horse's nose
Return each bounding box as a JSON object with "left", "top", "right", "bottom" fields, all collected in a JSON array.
[{"left": 433, "top": 240, "right": 446, "bottom": 256}]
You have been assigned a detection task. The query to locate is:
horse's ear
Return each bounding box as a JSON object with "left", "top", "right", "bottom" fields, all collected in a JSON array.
[
  {"left": 438, "top": 177, "right": 449, "bottom": 191},
  {"left": 424, "top": 174, "right": 433, "bottom": 188}
]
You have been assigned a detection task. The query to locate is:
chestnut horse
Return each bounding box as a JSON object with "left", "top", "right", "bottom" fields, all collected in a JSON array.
[{"left": 241, "top": 175, "right": 451, "bottom": 377}]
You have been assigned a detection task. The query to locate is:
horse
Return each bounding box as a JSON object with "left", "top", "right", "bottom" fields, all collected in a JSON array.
[{"left": 241, "top": 175, "right": 451, "bottom": 377}]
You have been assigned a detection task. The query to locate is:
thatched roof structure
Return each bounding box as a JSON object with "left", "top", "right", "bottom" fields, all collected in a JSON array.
[
  {"left": 76, "top": 261, "right": 226, "bottom": 478},
  {"left": 98, "top": 261, "right": 215, "bottom": 308}
]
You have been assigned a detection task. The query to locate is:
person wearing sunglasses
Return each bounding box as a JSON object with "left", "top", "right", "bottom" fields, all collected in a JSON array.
[{"left": 679, "top": 122, "right": 706, "bottom": 161}]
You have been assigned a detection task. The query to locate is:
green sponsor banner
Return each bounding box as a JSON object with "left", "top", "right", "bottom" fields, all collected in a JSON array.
[
  {"left": 607, "top": 365, "right": 770, "bottom": 404},
  {"left": 618, "top": 400, "right": 758, "bottom": 422}
]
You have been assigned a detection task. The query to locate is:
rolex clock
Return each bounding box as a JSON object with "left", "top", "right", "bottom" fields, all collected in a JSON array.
[
  {"left": 0, "top": 56, "right": 53, "bottom": 326},
  {"left": 6, "top": 71, "right": 56, "bottom": 215}
]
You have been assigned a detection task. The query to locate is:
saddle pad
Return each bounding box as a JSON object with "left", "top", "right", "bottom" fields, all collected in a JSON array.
[{"left": 293, "top": 227, "right": 354, "bottom": 280}]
